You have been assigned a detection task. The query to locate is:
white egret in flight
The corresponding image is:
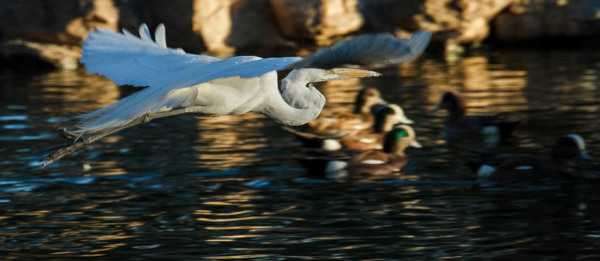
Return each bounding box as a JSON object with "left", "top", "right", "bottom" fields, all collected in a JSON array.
[{"left": 42, "top": 24, "right": 430, "bottom": 166}]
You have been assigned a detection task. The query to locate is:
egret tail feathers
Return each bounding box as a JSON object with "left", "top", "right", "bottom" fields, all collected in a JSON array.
[{"left": 71, "top": 86, "right": 174, "bottom": 136}]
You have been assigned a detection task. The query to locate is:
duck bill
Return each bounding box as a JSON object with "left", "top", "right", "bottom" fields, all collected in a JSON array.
[
  {"left": 432, "top": 103, "right": 442, "bottom": 112},
  {"left": 580, "top": 150, "right": 591, "bottom": 160},
  {"left": 398, "top": 116, "right": 414, "bottom": 125},
  {"left": 410, "top": 139, "right": 423, "bottom": 148},
  {"left": 331, "top": 68, "right": 381, "bottom": 80}
]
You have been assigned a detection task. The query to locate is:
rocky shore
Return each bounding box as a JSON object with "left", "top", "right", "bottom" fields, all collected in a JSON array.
[{"left": 1, "top": 0, "right": 599, "bottom": 69}]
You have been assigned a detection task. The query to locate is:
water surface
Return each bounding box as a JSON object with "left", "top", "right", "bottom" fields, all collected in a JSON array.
[{"left": 1, "top": 49, "right": 600, "bottom": 259}]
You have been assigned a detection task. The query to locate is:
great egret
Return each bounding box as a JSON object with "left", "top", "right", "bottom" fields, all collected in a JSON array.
[{"left": 42, "top": 24, "right": 430, "bottom": 166}]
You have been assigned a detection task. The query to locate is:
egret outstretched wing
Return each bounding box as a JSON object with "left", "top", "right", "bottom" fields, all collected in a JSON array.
[
  {"left": 81, "top": 24, "right": 217, "bottom": 87},
  {"left": 82, "top": 24, "right": 430, "bottom": 90},
  {"left": 285, "top": 31, "right": 431, "bottom": 69}
]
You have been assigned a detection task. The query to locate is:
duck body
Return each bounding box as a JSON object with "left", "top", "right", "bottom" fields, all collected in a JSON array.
[
  {"left": 337, "top": 105, "right": 412, "bottom": 150},
  {"left": 285, "top": 104, "right": 413, "bottom": 149},
  {"left": 304, "top": 87, "right": 388, "bottom": 133},
  {"left": 296, "top": 125, "right": 422, "bottom": 178},
  {"left": 344, "top": 150, "right": 409, "bottom": 175},
  {"left": 433, "top": 92, "right": 521, "bottom": 147},
  {"left": 472, "top": 134, "right": 591, "bottom": 181}
]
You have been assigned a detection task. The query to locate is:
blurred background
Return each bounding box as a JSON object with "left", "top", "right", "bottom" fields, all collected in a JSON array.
[
  {"left": 2, "top": 0, "right": 600, "bottom": 68},
  {"left": 2, "top": 0, "right": 600, "bottom": 259}
]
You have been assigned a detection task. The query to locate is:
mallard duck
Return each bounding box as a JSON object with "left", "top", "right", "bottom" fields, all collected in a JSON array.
[
  {"left": 471, "top": 134, "right": 591, "bottom": 181},
  {"left": 339, "top": 104, "right": 413, "bottom": 150},
  {"left": 304, "top": 87, "right": 388, "bottom": 133},
  {"left": 297, "top": 125, "right": 422, "bottom": 177},
  {"left": 433, "top": 91, "right": 521, "bottom": 147},
  {"left": 284, "top": 104, "right": 413, "bottom": 149}
]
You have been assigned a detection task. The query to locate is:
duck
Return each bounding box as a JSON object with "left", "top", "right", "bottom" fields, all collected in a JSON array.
[
  {"left": 284, "top": 104, "right": 413, "bottom": 149},
  {"left": 471, "top": 134, "right": 591, "bottom": 181},
  {"left": 298, "top": 87, "right": 389, "bottom": 135},
  {"left": 338, "top": 104, "right": 413, "bottom": 150},
  {"left": 296, "top": 125, "right": 422, "bottom": 178},
  {"left": 432, "top": 91, "right": 521, "bottom": 147}
]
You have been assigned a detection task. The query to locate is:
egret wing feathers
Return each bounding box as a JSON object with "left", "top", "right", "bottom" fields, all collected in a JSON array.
[
  {"left": 74, "top": 24, "right": 427, "bottom": 137},
  {"left": 80, "top": 24, "right": 218, "bottom": 87},
  {"left": 285, "top": 31, "right": 431, "bottom": 70}
]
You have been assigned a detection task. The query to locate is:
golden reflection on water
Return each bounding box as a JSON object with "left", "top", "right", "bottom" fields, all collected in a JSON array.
[
  {"left": 32, "top": 69, "right": 120, "bottom": 114},
  {"left": 193, "top": 113, "right": 270, "bottom": 170}
]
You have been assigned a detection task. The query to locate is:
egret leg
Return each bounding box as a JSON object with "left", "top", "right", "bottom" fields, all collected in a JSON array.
[{"left": 42, "top": 108, "right": 195, "bottom": 167}]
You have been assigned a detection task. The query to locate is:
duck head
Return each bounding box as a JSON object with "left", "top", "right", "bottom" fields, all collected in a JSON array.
[
  {"left": 354, "top": 88, "right": 386, "bottom": 114},
  {"left": 432, "top": 91, "right": 466, "bottom": 120},
  {"left": 552, "top": 134, "right": 591, "bottom": 162},
  {"left": 382, "top": 125, "right": 422, "bottom": 156},
  {"left": 373, "top": 105, "right": 414, "bottom": 133}
]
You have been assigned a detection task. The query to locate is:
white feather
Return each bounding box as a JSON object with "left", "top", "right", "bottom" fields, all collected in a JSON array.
[
  {"left": 362, "top": 159, "right": 385, "bottom": 164},
  {"left": 154, "top": 24, "right": 166, "bottom": 48},
  {"left": 322, "top": 139, "right": 342, "bottom": 151},
  {"left": 138, "top": 24, "right": 152, "bottom": 42}
]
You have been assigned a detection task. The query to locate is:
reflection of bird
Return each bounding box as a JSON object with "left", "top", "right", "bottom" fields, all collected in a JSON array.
[
  {"left": 297, "top": 125, "right": 422, "bottom": 178},
  {"left": 470, "top": 134, "right": 590, "bottom": 181},
  {"left": 432, "top": 91, "right": 521, "bottom": 147},
  {"left": 42, "top": 24, "right": 431, "bottom": 166}
]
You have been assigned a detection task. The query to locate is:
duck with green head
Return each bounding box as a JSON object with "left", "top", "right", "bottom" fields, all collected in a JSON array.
[
  {"left": 297, "top": 125, "right": 422, "bottom": 178},
  {"left": 282, "top": 87, "right": 389, "bottom": 140},
  {"left": 338, "top": 104, "right": 413, "bottom": 150},
  {"left": 284, "top": 103, "right": 412, "bottom": 149}
]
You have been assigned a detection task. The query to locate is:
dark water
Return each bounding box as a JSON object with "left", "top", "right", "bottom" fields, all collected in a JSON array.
[{"left": 2, "top": 49, "right": 600, "bottom": 259}]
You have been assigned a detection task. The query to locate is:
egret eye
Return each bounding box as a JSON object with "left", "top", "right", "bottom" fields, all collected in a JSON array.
[{"left": 306, "top": 83, "right": 312, "bottom": 88}]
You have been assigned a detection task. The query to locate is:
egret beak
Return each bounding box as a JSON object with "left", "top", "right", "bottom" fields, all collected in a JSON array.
[
  {"left": 330, "top": 68, "right": 381, "bottom": 80},
  {"left": 410, "top": 139, "right": 423, "bottom": 148}
]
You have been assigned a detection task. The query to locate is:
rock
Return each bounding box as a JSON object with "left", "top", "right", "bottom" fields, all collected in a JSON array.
[
  {"left": 270, "top": 0, "right": 363, "bottom": 44},
  {"left": 0, "top": 0, "right": 118, "bottom": 45},
  {"left": 493, "top": 0, "right": 600, "bottom": 41},
  {"left": 0, "top": 0, "right": 117, "bottom": 69},
  {"left": 194, "top": 0, "right": 289, "bottom": 54},
  {"left": 120, "top": 0, "right": 207, "bottom": 53},
  {"left": 96, "top": 0, "right": 290, "bottom": 54},
  {"left": 361, "top": 0, "right": 514, "bottom": 45},
  {"left": 3, "top": 0, "right": 600, "bottom": 70},
  {"left": 1, "top": 40, "right": 81, "bottom": 69}
]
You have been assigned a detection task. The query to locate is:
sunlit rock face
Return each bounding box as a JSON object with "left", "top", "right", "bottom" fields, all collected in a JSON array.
[
  {"left": 0, "top": 0, "right": 118, "bottom": 45},
  {"left": 193, "top": 0, "right": 289, "bottom": 54},
  {"left": 270, "top": 0, "right": 364, "bottom": 44},
  {"left": 2, "top": 0, "right": 600, "bottom": 69},
  {"left": 0, "top": 0, "right": 118, "bottom": 69},
  {"left": 492, "top": 0, "right": 600, "bottom": 42},
  {"left": 360, "top": 0, "right": 514, "bottom": 46}
]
